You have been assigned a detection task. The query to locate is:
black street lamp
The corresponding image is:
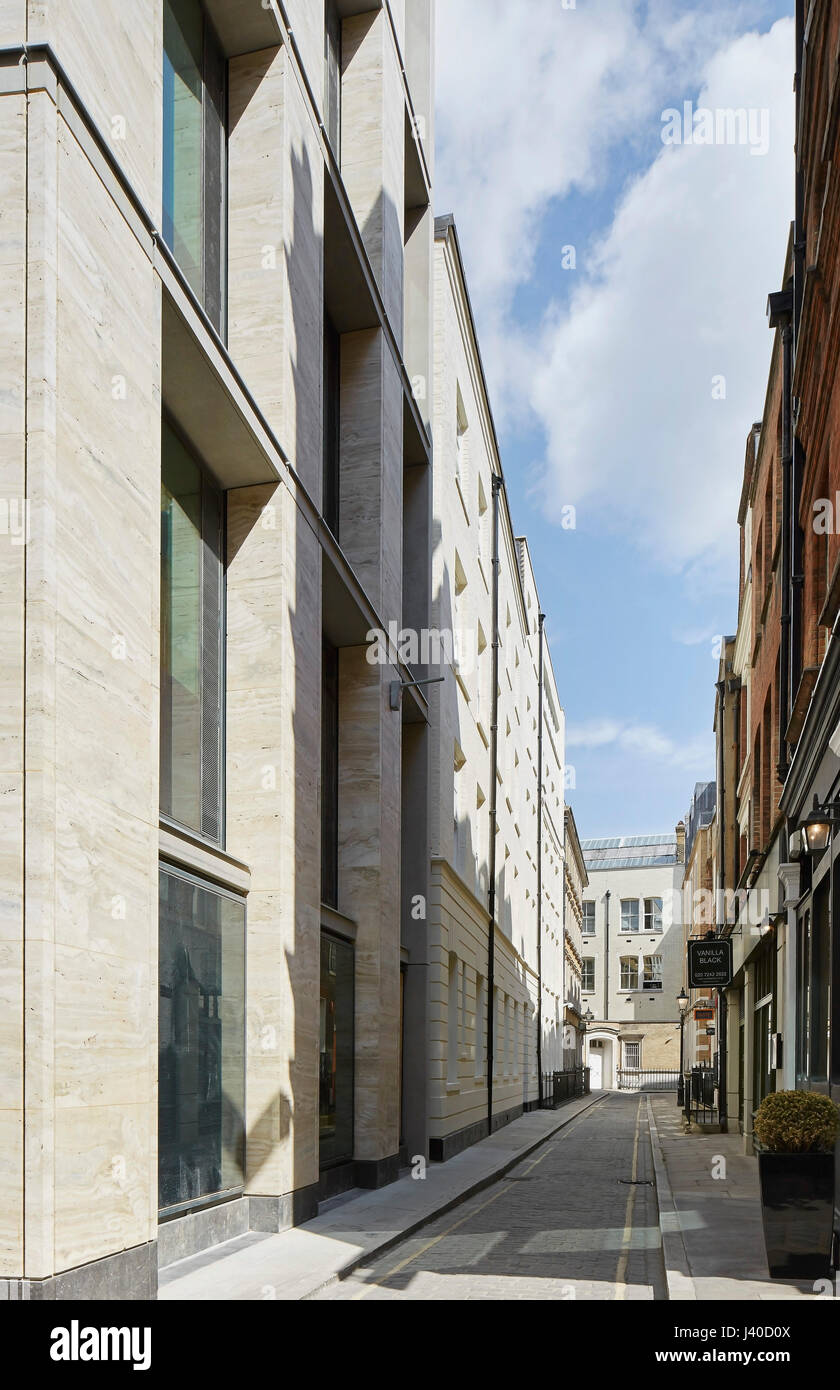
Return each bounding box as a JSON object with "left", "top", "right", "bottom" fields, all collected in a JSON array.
[
  {"left": 796, "top": 793, "right": 840, "bottom": 856},
  {"left": 676, "top": 986, "right": 690, "bottom": 1107}
]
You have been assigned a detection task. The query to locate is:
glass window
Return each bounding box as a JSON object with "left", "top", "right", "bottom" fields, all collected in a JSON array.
[
  {"left": 624, "top": 1041, "right": 641, "bottom": 1069},
  {"left": 620, "top": 956, "right": 639, "bottom": 990},
  {"left": 621, "top": 899, "right": 639, "bottom": 932},
  {"left": 582, "top": 901, "right": 595, "bottom": 934},
  {"left": 475, "top": 973, "right": 485, "bottom": 1077},
  {"left": 582, "top": 958, "right": 595, "bottom": 992},
  {"left": 809, "top": 878, "right": 829, "bottom": 1081},
  {"left": 321, "top": 638, "right": 339, "bottom": 908},
  {"left": 320, "top": 932, "right": 354, "bottom": 1167},
  {"left": 163, "top": 0, "right": 227, "bottom": 333},
  {"left": 158, "top": 867, "right": 245, "bottom": 1211},
  {"left": 323, "top": 310, "right": 341, "bottom": 537},
  {"left": 644, "top": 897, "right": 663, "bottom": 932},
  {"left": 643, "top": 955, "right": 663, "bottom": 990},
  {"left": 160, "top": 419, "right": 224, "bottom": 842},
  {"left": 324, "top": 0, "right": 342, "bottom": 155},
  {"left": 796, "top": 908, "right": 810, "bottom": 1084}
]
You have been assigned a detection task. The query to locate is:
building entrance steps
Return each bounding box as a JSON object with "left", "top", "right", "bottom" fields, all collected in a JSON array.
[
  {"left": 159, "top": 1093, "right": 606, "bottom": 1301},
  {"left": 647, "top": 1095, "right": 823, "bottom": 1301}
]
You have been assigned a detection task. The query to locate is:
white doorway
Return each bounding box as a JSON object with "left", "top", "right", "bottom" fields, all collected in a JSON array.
[
  {"left": 589, "top": 1049, "right": 603, "bottom": 1090},
  {"left": 587, "top": 1035, "right": 615, "bottom": 1090}
]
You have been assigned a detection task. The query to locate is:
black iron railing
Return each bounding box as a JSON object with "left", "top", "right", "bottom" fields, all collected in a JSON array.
[
  {"left": 616, "top": 1068, "right": 680, "bottom": 1092},
  {"left": 685, "top": 1062, "right": 719, "bottom": 1123},
  {"left": 541, "top": 1067, "right": 590, "bottom": 1107}
]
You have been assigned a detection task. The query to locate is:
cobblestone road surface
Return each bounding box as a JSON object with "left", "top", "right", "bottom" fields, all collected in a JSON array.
[{"left": 312, "top": 1092, "right": 666, "bottom": 1300}]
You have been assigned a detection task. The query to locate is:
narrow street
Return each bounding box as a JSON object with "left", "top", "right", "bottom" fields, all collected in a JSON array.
[{"left": 312, "top": 1095, "right": 667, "bottom": 1301}]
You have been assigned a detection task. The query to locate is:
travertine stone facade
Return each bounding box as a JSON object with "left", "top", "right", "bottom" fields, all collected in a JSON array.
[
  {"left": 0, "top": 0, "right": 433, "bottom": 1294},
  {"left": 428, "top": 217, "right": 566, "bottom": 1159}
]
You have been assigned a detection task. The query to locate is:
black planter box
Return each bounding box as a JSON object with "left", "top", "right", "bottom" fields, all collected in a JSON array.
[{"left": 757, "top": 1150, "right": 835, "bottom": 1279}]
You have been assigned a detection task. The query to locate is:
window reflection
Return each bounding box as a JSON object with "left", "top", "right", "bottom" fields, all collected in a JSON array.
[
  {"left": 159, "top": 869, "right": 245, "bottom": 1211},
  {"left": 162, "top": 0, "right": 227, "bottom": 333},
  {"left": 319, "top": 932, "right": 354, "bottom": 1167},
  {"left": 160, "top": 419, "right": 224, "bottom": 841}
]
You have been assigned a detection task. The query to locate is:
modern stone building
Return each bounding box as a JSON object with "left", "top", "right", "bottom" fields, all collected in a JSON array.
[
  {"left": 580, "top": 831, "right": 686, "bottom": 1090},
  {"left": 427, "top": 216, "right": 567, "bottom": 1159},
  {"left": 0, "top": 0, "right": 434, "bottom": 1297}
]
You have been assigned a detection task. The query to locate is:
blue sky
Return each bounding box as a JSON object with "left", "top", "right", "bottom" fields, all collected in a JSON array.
[{"left": 435, "top": 0, "right": 794, "bottom": 837}]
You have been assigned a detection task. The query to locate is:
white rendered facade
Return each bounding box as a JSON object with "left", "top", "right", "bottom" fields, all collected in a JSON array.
[
  {"left": 580, "top": 836, "right": 686, "bottom": 1090},
  {"left": 427, "top": 217, "right": 566, "bottom": 1159}
]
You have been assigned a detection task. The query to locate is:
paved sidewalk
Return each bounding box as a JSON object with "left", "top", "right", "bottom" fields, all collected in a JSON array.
[
  {"left": 160, "top": 1092, "right": 606, "bottom": 1300},
  {"left": 648, "top": 1096, "right": 819, "bottom": 1301}
]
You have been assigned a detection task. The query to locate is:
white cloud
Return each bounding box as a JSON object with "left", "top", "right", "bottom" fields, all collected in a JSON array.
[
  {"left": 435, "top": 4, "right": 795, "bottom": 578},
  {"left": 567, "top": 718, "right": 711, "bottom": 770}
]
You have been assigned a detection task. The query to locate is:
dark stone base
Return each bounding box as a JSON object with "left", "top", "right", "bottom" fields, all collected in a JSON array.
[
  {"left": 354, "top": 1153, "right": 400, "bottom": 1190},
  {"left": 318, "top": 1161, "right": 357, "bottom": 1202},
  {"left": 249, "top": 1185, "right": 319, "bottom": 1233},
  {"left": 157, "top": 1185, "right": 320, "bottom": 1270},
  {"left": 318, "top": 1154, "right": 401, "bottom": 1200},
  {"left": 430, "top": 1103, "right": 527, "bottom": 1163},
  {"left": 158, "top": 1196, "right": 250, "bottom": 1268},
  {"left": 0, "top": 1242, "right": 157, "bottom": 1300}
]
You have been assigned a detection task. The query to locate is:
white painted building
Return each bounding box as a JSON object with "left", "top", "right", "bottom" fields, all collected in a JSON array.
[
  {"left": 427, "top": 216, "right": 566, "bottom": 1159},
  {"left": 580, "top": 832, "right": 686, "bottom": 1090}
]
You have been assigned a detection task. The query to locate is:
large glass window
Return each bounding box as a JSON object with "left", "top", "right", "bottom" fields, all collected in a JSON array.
[
  {"left": 321, "top": 638, "right": 339, "bottom": 907},
  {"left": 582, "top": 958, "right": 595, "bottom": 992},
  {"left": 323, "top": 311, "right": 341, "bottom": 537},
  {"left": 158, "top": 868, "right": 245, "bottom": 1211},
  {"left": 324, "top": 0, "right": 342, "bottom": 156},
  {"left": 163, "top": 0, "right": 227, "bottom": 333},
  {"left": 582, "top": 901, "right": 595, "bottom": 934},
  {"left": 809, "top": 878, "right": 829, "bottom": 1081},
  {"left": 621, "top": 899, "right": 639, "bottom": 932},
  {"left": 320, "top": 932, "right": 354, "bottom": 1167},
  {"left": 160, "top": 419, "right": 224, "bottom": 842}
]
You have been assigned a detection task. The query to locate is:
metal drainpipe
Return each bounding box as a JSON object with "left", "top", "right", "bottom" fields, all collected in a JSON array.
[
  {"left": 603, "top": 889, "right": 610, "bottom": 1023},
  {"left": 486, "top": 474, "right": 502, "bottom": 1134},
  {"left": 536, "top": 612, "right": 545, "bottom": 1106}
]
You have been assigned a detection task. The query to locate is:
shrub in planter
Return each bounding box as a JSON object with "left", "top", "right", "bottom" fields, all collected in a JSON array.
[{"left": 754, "top": 1091, "right": 839, "bottom": 1280}]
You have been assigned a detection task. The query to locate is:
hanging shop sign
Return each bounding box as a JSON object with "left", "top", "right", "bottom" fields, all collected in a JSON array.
[{"left": 687, "top": 938, "right": 732, "bottom": 989}]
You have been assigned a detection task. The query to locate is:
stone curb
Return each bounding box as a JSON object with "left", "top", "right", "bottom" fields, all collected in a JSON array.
[
  {"left": 301, "top": 1090, "right": 610, "bottom": 1300},
  {"left": 646, "top": 1096, "right": 698, "bottom": 1302}
]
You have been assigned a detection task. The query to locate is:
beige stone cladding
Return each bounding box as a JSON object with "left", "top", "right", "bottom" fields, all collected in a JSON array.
[
  {"left": 428, "top": 217, "right": 566, "bottom": 1157},
  {"left": 1, "top": 0, "right": 435, "bottom": 1290},
  {"left": 0, "top": 55, "right": 161, "bottom": 1279}
]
